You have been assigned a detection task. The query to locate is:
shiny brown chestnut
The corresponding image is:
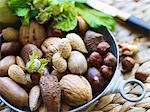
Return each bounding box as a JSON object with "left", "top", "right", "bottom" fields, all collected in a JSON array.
[{"left": 87, "top": 67, "right": 105, "bottom": 93}]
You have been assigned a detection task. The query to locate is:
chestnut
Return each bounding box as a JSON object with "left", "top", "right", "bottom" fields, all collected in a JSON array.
[
  {"left": 121, "top": 57, "right": 135, "bottom": 73},
  {"left": 100, "top": 65, "right": 113, "bottom": 79},
  {"left": 104, "top": 52, "right": 117, "bottom": 67},
  {"left": 87, "top": 67, "right": 105, "bottom": 93},
  {"left": 97, "top": 41, "right": 110, "bottom": 55},
  {"left": 88, "top": 52, "right": 103, "bottom": 68}
]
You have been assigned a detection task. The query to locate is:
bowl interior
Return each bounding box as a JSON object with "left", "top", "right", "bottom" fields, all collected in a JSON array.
[
  {"left": 70, "top": 26, "right": 119, "bottom": 112},
  {"left": 0, "top": 26, "right": 119, "bottom": 112}
]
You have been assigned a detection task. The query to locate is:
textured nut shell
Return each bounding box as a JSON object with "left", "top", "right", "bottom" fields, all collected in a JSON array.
[
  {"left": 0, "top": 77, "right": 28, "bottom": 106},
  {"left": 66, "top": 33, "right": 87, "bottom": 53},
  {"left": 21, "top": 44, "right": 43, "bottom": 63},
  {"left": 40, "top": 75, "right": 61, "bottom": 112},
  {"left": 8, "top": 64, "right": 28, "bottom": 85},
  {"left": 51, "top": 70, "right": 65, "bottom": 80},
  {"left": 29, "top": 85, "right": 41, "bottom": 111},
  {"left": 52, "top": 52, "right": 67, "bottom": 73},
  {"left": 59, "top": 38, "right": 72, "bottom": 59},
  {"left": 68, "top": 51, "right": 87, "bottom": 74},
  {"left": 41, "top": 37, "right": 61, "bottom": 61},
  {"left": 60, "top": 74, "right": 92, "bottom": 106},
  {"left": 19, "top": 21, "right": 46, "bottom": 47},
  {"left": 0, "top": 56, "right": 15, "bottom": 76}
]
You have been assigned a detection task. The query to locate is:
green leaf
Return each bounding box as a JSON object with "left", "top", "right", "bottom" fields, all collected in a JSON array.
[
  {"left": 52, "top": 3, "right": 77, "bottom": 31},
  {"left": 15, "top": 8, "right": 29, "bottom": 16},
  {"left": 33, "top": 0, "right": 48, "bottom": 9},
  {"left": 26, "top": 52, "right": 49, "bottom": 73},
  {"left": 36, "top": 6, "right": 53, "bottom": 24},
  {"left": 8, "top": 0, "right": 33, "bottom": 24},
  {"left": 8, "top": 0, "right": 29, "bottom": 9},
  {"left": 30, "top": 8, "right": 39, "bottom": 19},
  {"left": 75, "top": 3, "right": 116, "bottom": 30},
  {"left": 58, "top": 0, "right": 87, "bottom": 3}
]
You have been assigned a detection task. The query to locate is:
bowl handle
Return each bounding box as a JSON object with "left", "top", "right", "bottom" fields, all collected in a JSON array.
[{"left": 119, "top": 79, "right": 146, "bottom": 102}]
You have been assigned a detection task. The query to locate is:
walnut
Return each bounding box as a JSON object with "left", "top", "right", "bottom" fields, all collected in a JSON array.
[
  {"left": 19, "top": 21, "right": 46, "bottom": 47},
  {"left": 60, "top": 74, "right": 93, "bottom": 106}
]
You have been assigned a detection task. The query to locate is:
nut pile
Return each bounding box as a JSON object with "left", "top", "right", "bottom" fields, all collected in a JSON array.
[
  {"left": 0, "top": 21, "right": 117, "bottom": 112},
  {"left": 87, "top": 41, "right": 117, "bottom": 93}
]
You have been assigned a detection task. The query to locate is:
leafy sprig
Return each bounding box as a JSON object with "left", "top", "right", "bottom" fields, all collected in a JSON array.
[
  {"left": 8, "top": 0, "right": 116, "bottom": 31},
  {"left": 26, "top": 52, "right": 49, "bottom": 73}
]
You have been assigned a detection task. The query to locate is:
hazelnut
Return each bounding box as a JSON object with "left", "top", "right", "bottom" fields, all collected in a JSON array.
[
  {"left": 104, "top": 52, "right": 117, "bottom": 67},
  {"left": 100, "top": 65, "right": 112, "bottom": 79},
  {"left": 88, "top": 52, "right": 103, "bottom": 68},
  {"left": 135, "top": 72, "right": 148, "bottom": 82},
  {"left": 77, "top": 16, "right": 88, "bottom": 34},
  {"left": 19, "top": 21, "right": 46, "bottom": 47},
  {"left": 30, "top": 72, "right": 42, "bottom": 83},
  {"left": 122, "top": 49, "right": 133, "bottom": 56},
  {"left": 121, "top": 57, "right": 135, "bottom": 73},
  {"left": 119, "top": 43, "right": 139, "bottom": 55},
  {"left": 97, "top": 41, "right": 110, "bottom": 55}
]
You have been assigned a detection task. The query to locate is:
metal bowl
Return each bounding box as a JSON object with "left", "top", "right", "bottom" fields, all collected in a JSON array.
[{"left": 0, "top": 26, "right": 146, "bottom": 112}]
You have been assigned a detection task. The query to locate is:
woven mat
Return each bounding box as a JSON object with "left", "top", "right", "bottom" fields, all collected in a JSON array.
[
  {"left": 0, "top": 0, "right": 150, "bottom": 112},
  {"left": 91, "top": 0, "right": 150, "bottom": 112}
]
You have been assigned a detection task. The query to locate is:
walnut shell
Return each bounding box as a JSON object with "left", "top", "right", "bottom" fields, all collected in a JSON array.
[
  {"left": 59, "top": 38, "right": 72, "bottom": 59},
  {"left": 60, "top": 74, "right": 93, "bottom": 106},
  {"left": 41, "top": 37, "right": 61, "bottom": 61},
  {"left": 52, "top": 52, "right": 67, "bottom": 73},
  {"left": 40, "top": 75, "right": 61, "bottom": 112},
  {"left": 66, "top": 33, "right": 87, "bottom": 53},
  {"left": 19, "top": 21, "right": 46, "bottom": 47},
  {"left": 21, "top": 44, "right": 43, "bottom": 63}
]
